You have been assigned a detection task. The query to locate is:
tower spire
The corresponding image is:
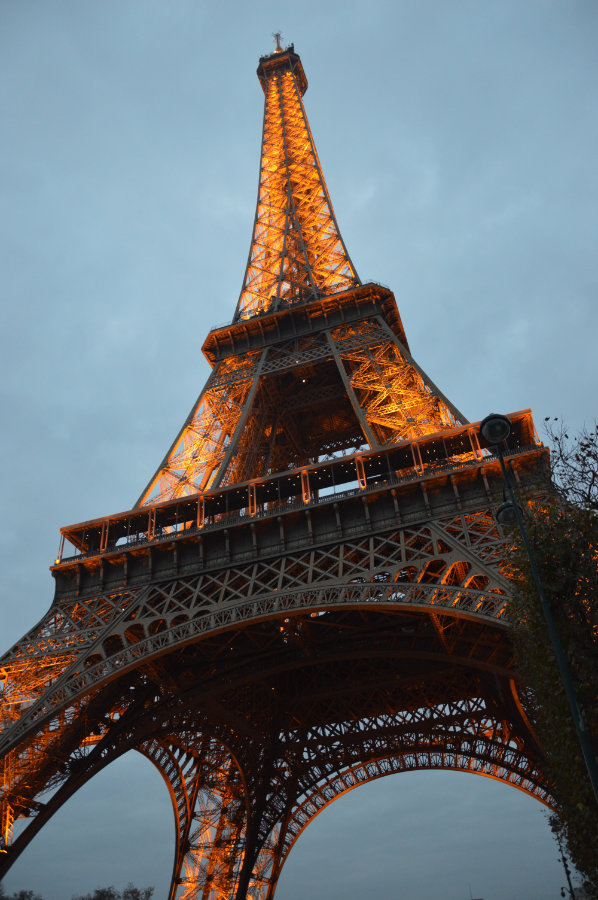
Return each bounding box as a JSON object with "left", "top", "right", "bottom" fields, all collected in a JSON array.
[{"left": 234, "top": 45, "right": 360, "bottom": 321}]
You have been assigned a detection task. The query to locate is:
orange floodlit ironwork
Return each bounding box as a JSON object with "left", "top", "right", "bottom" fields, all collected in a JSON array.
[
  {"left": 0, "top": 40, "right": 552, "bottom": 900},
  {"left": 235, "top": 46, "right": 359, "bottom": 321},
  {"left": 136, "top": 45, "right": 466, "bottom": 508}
]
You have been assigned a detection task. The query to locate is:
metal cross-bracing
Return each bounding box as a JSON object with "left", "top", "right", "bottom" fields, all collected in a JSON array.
[
  {"left": 0, "top": 419, "right": 544, "bottom": 758},
  {"left": 142, "top": 738, "right": 248, "bottom": 900},
  {"left": 0, "top": 600, "right": 551, "bottom": 882},
  {"left": 0, "top": 434, "right": 550, "bottom": 891},
  {"left": 1, "top": 42, "right": 553, "bottom": 900},
  {"left": 137, "top": 291, "right": 468, "bottom": 505},
  {"left": 235, "top": 45, "right": 359, "bottom": 322},
  {"left": 0, "top": 600, "right": 551, "bottom": 896},
  {"left": 136, "top": 352, "right": 265, "bottom": 506},
  {"left": 252, "top": 702, "right": 550, "bottom": 900}
]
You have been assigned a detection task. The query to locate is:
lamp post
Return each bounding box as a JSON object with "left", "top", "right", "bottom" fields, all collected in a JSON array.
[
  {"left": 479, "top": 413, "right": 598, "bottom": 806},
  {"left": 557, "top": 831, "right": 577, "bottom": 900}
]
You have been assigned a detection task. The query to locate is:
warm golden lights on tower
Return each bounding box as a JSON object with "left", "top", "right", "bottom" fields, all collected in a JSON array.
[
  {"left": 136, "top": 44, "right": 464, "bottom": 507},
  {"left": 0, "top": 41, "right": 550, "bottom": 900}
]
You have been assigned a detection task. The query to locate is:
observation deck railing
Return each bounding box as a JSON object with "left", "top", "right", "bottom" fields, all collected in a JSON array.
[{"left": 54, "top": 411, "right": 544, "bottom": 568}]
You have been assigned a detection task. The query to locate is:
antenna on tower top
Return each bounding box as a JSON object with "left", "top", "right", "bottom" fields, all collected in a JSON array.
[{"left": 273, "top": 31, "right": 283, "bottom": 52}]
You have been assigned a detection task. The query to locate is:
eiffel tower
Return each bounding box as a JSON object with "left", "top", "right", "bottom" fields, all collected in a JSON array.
[{"left": 0, "top": 43, "right": 551, "bottom": 899}]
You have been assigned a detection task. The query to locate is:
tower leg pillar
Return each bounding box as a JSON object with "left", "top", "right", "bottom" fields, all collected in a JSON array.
[{"left": 145, "top": 736, "right": 248, "bottom": 900}]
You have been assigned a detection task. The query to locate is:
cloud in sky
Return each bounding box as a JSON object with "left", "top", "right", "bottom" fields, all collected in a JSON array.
[{"left": 1, "top": 1, "right": 596, "bottom": 897}]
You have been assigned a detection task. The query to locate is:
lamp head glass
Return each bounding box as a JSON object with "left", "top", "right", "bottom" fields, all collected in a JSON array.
[
  {"left": 480, "top": 413, "right": 512, "bottom": 445},
  {"left": 496, "top": 501, "right": 520, "bottom": 526}
]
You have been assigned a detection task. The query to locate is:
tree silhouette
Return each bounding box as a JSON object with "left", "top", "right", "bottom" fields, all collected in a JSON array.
[{"left": 0, "top": 885, "right": 153, "bottom": 900}]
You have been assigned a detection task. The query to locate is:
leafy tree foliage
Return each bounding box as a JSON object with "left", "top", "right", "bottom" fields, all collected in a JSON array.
[
  {"left": 71, "top": 886, "right": 153, "bottom": 900},
  {"left": 0, "top": 889, "right": 44, "bottom": 900},
  {"left": 510, "top": 422, "right": 598, "bottom": 896},
  {"left": 0, "top": 886, "right": 152, "bottom": 900}
]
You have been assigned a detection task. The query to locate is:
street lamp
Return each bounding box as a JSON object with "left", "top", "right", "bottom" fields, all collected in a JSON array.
[{"left": 479, "top": 413, "right": 598, "bottom": 806}]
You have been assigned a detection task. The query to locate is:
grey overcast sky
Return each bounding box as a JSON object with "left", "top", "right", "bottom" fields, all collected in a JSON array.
[{"left": 1, "top": 1, "right": 597, "bottom": 898}]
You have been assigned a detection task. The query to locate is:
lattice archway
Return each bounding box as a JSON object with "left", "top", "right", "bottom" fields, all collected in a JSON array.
[{"left": 252, "top": 739, "right": 555, "bottom": 900}]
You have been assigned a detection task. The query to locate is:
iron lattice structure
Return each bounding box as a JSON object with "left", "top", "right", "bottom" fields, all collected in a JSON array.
[{"left": 0, "top": 44, "right": 551, "bottom": 898}]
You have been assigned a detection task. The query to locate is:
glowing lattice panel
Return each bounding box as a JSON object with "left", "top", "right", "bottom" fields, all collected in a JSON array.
[
  {"left": 331, "top": 322, "right": 460, "bottom": 443},
  {"left": 139, "top": 354, "right": 261, "bottom": 506},
  {"left": 235, "top": 50, "right": 359, "bottom": 320}
]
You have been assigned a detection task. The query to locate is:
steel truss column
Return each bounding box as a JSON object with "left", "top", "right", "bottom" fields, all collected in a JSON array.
[
  {"left": 330, "top": 318, "right": 462, "bottom": 443},
  {"left": 232, "top": 750, "right": 280, "bottom": 900},
  {"left": 326, "top": 329, "right": 379, "bottom": 449},
  {"left": 144, "top": 737, "right": 248, "bottom": 900},
  {"left": 274, "top": 72, "right": 319, "bottom": 304},
  {"left": 146, "top": 730, "right": 288, "bottom": 900},
  {"left": 137, "top": 353, "right": 263, "bottom": 506},
  {"left": 375, "top": 317, "right": 468, "bottom": 426},
  {"left": 248, "top": 826, "right": 282, "bottom": 900},
  {"left": 211, "top": 349, "right": 269, "bottom": 489},
  {"left": 0, "top": 677, "right": 161, "bottom": 877}
]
